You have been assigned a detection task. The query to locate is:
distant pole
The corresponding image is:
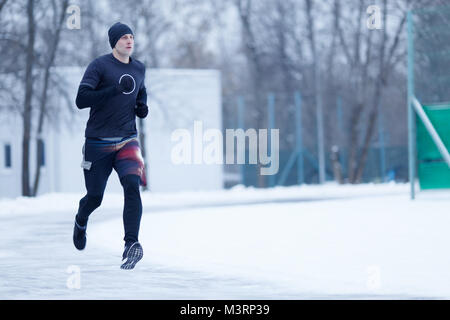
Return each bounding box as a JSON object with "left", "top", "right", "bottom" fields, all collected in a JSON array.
[
  {"left": 337, "top": 96, "right": 345, "bottom": 177},
  {"left": 378, "top": 104, "right": 386, "bottom": 182},
  {"left": 407, "top": 11, "right": 416, "bottom": 199},
  {"left": 267, "top": 92, "right": 275, "bottom": 187},
  {"left": 237, "top": 96, "right": 245, "bottom": 186},
  {"left": 295, "top": 92, "right": 304, "bottom": 185},
  {"left": 315, "top": 63, "right": 326, "bottom": 184}
]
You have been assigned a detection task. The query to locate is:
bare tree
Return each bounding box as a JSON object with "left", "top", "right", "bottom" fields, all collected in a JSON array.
[
  {"left": 0, "top": 0, "right": 8, "bottom": 13},
  {"left": 332, "top": 0, "right": 410, "bottom": 183},
  {"left": 234, "top": 0, "right": 268, "bottom": 186},
  {"left": 353, "top": 0, "right": 405, "bottom": 182},
  {"left": 32, "top": 0, "right": 69, "bottom": 196},
  {"left": 333, "top": 0, "right": 374, "bottom": 183}
]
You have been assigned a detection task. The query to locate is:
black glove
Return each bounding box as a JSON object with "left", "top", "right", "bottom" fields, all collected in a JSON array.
[
  {"left": 116, "top": 76, "right": 134, "bottom": 93},
  {"left": 135, "top": 102, "right": 149, "bottom": 118}
]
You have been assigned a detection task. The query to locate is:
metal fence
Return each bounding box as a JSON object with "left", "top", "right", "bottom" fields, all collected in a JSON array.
[{"left": 222, "top": 92, "right": 408, "bottom": 188}]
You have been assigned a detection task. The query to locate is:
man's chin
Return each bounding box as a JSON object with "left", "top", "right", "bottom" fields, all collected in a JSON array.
[{"left": 118, "top": 49, "right": 133, "bottom": 57}]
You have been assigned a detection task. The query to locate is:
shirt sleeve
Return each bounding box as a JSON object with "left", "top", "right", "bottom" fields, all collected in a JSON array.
[
  {"left": 79, "top": 59, "right": 101, "bottom": 89},
  {"left": 75, "top": 85, "right": 119, "bottom": 110},
  {"left": 136, "top": 68, "right": 147, "bottom": 105}
]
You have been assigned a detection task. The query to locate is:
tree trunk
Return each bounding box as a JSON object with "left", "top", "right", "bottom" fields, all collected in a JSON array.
[
  {"left": 347, "top": 102, "right": 363, "bottom": 183},
  {"left": 236, "top": 0, "right": 266, "bottom": 187},
  {"left": 331, "top": 145, "right": 343, "bottom": 184},
  {"left": 22, "top": 0, "right": 35, "bottom": 197}
]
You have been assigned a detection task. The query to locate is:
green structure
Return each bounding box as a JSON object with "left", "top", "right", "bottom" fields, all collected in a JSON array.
[
  {"left": 408, "top": 6, "right": 450, "bottom": 198},
  {"left": 416, "top": 104, "right": 450, "bottom": 189}
]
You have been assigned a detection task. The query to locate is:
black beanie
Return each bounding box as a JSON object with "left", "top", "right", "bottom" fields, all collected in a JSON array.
[{"left": 108, "top": 22, "right": 133, "bottom": 49}]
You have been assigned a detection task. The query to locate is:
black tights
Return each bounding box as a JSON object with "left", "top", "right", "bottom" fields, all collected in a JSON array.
[{"left": 76, "top": 174, "right": 142, "bottom": 245}]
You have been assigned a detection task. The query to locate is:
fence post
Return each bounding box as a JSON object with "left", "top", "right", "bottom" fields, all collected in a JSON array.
[
  {"left": 378, "top": 104, "right": 387, "bottom": 182},
  {"left": 295, "top": 92, "right": 304, "bottom": 185},
  {"left": 407, "top": 10, "right": 416, "bottom": 199},
  {"left": 267, "top": 92, "right": 276, "bottom": 187},
  {"left": 337, "top": 96, "right": 346, "bottom": 178}
]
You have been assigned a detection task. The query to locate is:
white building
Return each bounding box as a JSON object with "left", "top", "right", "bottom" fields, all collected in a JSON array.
[{"left": 0, "top": 67, "right": 223, "bottom": 199}]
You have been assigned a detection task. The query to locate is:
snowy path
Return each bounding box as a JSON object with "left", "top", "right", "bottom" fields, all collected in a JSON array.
[
  {"left": 0, "top": 206, "right": 305, "bottom": 299},
  {"left": 1, "top": 183, "right": 449, "bottom": 299}
]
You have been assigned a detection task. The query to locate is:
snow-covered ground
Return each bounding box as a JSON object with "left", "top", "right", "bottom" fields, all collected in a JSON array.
[{"left": 1, "top": 183, "right": 449, "bottom": 299}]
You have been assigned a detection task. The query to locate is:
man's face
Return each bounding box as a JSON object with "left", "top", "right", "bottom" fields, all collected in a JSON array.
[{"left": 115, "top": 33, "right": 134, "bottom": 56}]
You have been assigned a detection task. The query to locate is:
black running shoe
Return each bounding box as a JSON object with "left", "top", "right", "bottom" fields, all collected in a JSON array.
[
  {"left": 120, "top": 242, "right": 143, "bottom": 270},
  {"left": 73, "top": 220, "right": 87, "bottom": 250}
]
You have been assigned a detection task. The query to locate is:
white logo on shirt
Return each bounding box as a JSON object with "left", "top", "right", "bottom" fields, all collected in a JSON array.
[{"left": 118, "top": 74, "right": 136, "bottom": 95}]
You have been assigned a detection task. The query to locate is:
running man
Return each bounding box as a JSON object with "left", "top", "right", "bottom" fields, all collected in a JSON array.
[{"left": 73, "top": 22, "right": 149, "bottom": 270}]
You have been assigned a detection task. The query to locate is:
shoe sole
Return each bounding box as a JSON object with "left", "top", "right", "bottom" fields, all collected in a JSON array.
[{"left": 120, "top": 243, "right": 143, "bottom": 270}]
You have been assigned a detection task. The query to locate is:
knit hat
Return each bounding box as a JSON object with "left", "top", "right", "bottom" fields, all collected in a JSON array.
[{"left": 108, "top": 22, "right": 133, "bottom": 49}]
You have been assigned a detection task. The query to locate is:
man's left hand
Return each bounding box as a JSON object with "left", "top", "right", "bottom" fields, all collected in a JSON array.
[{"left": 135, "top": 102, "right": 149, "bottom": 118}]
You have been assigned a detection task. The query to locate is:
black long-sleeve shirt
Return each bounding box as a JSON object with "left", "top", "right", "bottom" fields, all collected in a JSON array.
[
  {"left": 77, "top": 53, "right": 147, "bottom": 138},
  {"left": 75, "top": 84, "right": 119, "bottom": 110}
]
